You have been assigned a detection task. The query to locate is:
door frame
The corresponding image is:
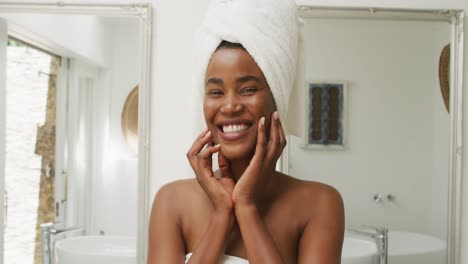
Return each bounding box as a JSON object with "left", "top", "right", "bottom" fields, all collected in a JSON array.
[{"left": 0, "top": 17, "right": 7, "bottom": 264}]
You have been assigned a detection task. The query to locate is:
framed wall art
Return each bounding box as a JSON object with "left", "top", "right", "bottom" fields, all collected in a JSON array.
[{"left": 304, "top": 81, "right": 347, "bottom": 149}]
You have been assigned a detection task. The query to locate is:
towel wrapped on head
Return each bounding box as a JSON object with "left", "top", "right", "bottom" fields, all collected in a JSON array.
[{"left": 194, "top": 0, "right": 303, "bottom": 120}]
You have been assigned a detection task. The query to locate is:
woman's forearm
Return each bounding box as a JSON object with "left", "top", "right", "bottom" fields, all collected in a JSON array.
[
  {"left": 187, "top": 212, "right": 234, "bottom": 264},
  {"left": 235, "top": 204, "right": 285, "bottom": 264}
]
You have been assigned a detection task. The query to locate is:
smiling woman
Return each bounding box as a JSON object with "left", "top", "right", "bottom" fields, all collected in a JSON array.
[
  {"left": 147, "top": 0, "right": 344, "bottom": 264},
  {"left": 204, "top": 42, "right": 276, "bottom": 160}
]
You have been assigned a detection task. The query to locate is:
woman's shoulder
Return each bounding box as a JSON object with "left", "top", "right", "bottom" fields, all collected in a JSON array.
[
  {"left": 278, "top": 174, "right": 343, "bottom": 212},
  {"left": 157, "top": 178, "right": 200, "bottom": 193},
  {"left": 152, "top": 179, "right": 204, "bottom": 210}
]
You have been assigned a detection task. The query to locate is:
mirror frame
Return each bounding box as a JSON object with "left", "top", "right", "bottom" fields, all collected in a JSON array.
[
  {"left": 0, "top": 3, "right": 152, "bottom": 263},
  {"left": 281, "top": 6, "right": 464, "bottom": 264}
]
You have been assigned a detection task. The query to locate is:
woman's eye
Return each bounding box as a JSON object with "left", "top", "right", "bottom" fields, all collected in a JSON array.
[
  {"left": 207, "top": 89, "right": 223, "bottom": 96},
  {"left": 241, "top": 87, "right": 258, "bottom": 94}
]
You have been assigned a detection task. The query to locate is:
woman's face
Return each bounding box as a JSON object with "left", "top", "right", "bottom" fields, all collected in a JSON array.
[{"left": 204, "top": 47, "right": 276, "bottom": 160}]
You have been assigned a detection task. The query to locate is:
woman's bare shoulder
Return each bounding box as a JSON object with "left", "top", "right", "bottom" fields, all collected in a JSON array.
[
  {"left": 156, "top": 178, "right": 200, "bottom": 194},
  {"left": 151, "top": 179, "right": 204, "bottom": 212},
  {"left": 279, "top": 174, "right": 343, "bottom": 212}
]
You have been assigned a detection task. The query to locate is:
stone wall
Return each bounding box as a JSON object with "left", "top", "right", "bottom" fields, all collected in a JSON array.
[
  {"left": 5, "top": 45, "right": 52, "bottom": 264},
  {"left": 33, "top": 56, "right": 59, "bottom": 264}
]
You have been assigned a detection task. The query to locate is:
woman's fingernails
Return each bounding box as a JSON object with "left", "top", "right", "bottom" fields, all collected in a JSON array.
[
  {"left": 260, "top": 117, "right": 265, "bottom": 126},
  {"left": 215, "top": 144, "right": 221, "bottom": 148},
  {"left": 205, "top": 130, "right": 212, "bottom": 137},
  {"left": 273, "top": 111, "right": 279, "bottom": 121}
]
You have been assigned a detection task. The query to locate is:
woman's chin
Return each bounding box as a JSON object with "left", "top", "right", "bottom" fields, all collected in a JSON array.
[{"left": 220, "top": 145, "right": 254, "bottom": 161}]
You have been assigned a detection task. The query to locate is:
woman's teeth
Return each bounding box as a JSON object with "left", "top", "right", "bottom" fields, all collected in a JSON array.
[{"left": 223, "top": 124, "right": 249, "bottom": 133}]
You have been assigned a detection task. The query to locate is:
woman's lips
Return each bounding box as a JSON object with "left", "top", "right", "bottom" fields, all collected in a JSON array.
[
  {"left": 218, "top": 126, "right": 252, "bottom": 141},
  {"left": 220, "top": 130, "right": 249, "bottom": 141}
]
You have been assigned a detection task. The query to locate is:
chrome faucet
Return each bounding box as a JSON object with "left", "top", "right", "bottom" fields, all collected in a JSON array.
[
  {"left": 50, "top": 225, "right": 83, "bottom": 235},
  {"left": 40, "top": 222, "right": 84, "bottom": 264},
  {"left": 347, "top": 225, "right": 388, "bottom": 264}
]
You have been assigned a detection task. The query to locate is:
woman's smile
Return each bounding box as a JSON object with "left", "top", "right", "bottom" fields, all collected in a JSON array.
[
  {"left": 216, "top": 120, "right": 254, "bottom": 141},
  {"left": 203, "top": 45, "right": 276, "bottom": 160}
]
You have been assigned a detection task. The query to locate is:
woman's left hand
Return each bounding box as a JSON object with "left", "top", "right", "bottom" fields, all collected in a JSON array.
[{"left": 232, "top": 111, "right": 286, "bottom": 207}]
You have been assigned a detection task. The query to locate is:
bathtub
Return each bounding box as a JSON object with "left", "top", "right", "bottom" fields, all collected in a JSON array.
[
  {"left": 342, "top": 230, "right": 446, "bottom": 264},
  {"left": 55, "top": 236, "right": 136, "bottom": 264},
  {"left": 53, "top": 231, "right": 444, "bottom": 264},
  {"left": 388, "top": 231, "right": 446, "bottom": 264}
]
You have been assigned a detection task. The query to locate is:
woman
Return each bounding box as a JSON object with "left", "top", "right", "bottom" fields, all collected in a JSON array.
[{"left": 148, "top": 1, "right": 344, "bottom": 263}]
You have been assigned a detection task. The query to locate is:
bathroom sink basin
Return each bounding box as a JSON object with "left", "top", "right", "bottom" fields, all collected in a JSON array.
[
  {"left": 342, "top": 236, "right": 378, "bottom": 264},
  {"left": 55, "top": 236, "right": 136, "bottom": 264}
]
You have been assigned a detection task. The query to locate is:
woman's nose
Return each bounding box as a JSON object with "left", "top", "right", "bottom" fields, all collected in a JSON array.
[{"left": 220, "top": 95, "right": 243, "bottom": 114}]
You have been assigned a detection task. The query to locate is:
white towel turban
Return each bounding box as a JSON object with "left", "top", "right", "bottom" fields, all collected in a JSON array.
[{"left": 194, "top": 0, "right": 302, "bottom": 120}]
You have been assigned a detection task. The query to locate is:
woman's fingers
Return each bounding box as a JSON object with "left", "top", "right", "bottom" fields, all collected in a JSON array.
[
  {"left": 218, "top": 153, "right": 235, "bottom": 193},
  {"left": 278, "top": 114, "right": 287, "bottom": 151},
  {"left": 186, "top": 131, "right": 234, "bottom": 212},
  {"left": 187, "top": 129, "right": 212, "bottom": 169},
  {"left": 187, "top": 130, "right": 211, "bottom": 159},
  {"left": 218, "top": 152, "right": 232, "bottom": 179},
  {"left": 197, "top": 143, "right": 220, "bottom": 163},
  {"left": 196, "top": 144, "right": 221, "bottom": 178},
  {"left": 266, "top": 111, "right": 280, "bottom": 156},
  {"left": 264, "top": 111, "right": 283, "bottom": 166},
  {"left": 251, "top": 116, "right": 267, "bottom": 166}
]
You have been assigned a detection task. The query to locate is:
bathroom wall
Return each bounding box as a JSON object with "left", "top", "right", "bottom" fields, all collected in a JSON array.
[
  {"left": 1, "top": 13, "right": 112, "bottom": 67},
  {"left": 286, "top": 19, "right": 450, "bottom": 238},
  {"left": 56, "top": 18, "right": 140, "bottom": 236},
  {"left": 91, "top": 18, "right": 141, "bottom": 237}
]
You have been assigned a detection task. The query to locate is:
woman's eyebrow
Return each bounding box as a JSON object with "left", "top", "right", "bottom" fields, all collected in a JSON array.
[
  {"left": 236, "top": 75, "right": 261, "bottom": 84},
  {"left": 205, "top": 77, "right": 223, "bottom": 86}
]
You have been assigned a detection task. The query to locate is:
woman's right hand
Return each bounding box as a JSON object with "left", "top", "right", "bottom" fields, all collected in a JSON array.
[{"left": 187, "top": 129, "right": 235, "bottom": 215}]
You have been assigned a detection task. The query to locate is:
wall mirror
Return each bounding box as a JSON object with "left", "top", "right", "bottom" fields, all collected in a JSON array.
[
  {"left": 283, "top": 6, "right": 464, "bottom": 264},
  {"left": 0, "top": 3, "right": 151, "bottom": 264}
]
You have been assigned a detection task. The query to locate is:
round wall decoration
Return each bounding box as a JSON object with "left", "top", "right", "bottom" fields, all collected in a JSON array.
[
  {"left": 121, "top": 85, "right": 139, "bottom": 154},
  {"left": 439, "top": 44, "right": 450, "bottom": 113}
]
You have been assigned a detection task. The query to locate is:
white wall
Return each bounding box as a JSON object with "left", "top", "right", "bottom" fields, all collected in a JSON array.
[
  {"left": 2, "top": 0, "right": 468, "bottom": 262},
  {"left": 92, "top": 18, "right": 140, "bottom": 236},
  {"left": 0, "top": 13, "right": 112, "bottom": 67},
  {"left": 430, "top": 22, "right": 452, "bottom": 241},
  {"left": 286, "top": 19, "right": 450, "bottom": 238}
]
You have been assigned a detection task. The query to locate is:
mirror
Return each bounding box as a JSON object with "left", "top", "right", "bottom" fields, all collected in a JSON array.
[
  {"left": 0, "top": 4, "right": 151, "bottom": 264},
  {"left": 283, "top": 7, "right": 464, "bottom": 264}
]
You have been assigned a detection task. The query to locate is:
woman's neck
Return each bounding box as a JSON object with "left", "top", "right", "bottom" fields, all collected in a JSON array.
[
  {"left": 228, "top": 158, "right": 282, "bottom": 204},
  {"left": 229, "top": 159, "right": 250, "bottom": 182}
]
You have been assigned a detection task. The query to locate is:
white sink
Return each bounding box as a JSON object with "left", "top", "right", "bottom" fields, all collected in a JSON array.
[
  {"left": 342, "top": 236, "right": 378, "bottom": 264},
  {"left": 55, "top": 236, "right": 136, "bottom": 264}
]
